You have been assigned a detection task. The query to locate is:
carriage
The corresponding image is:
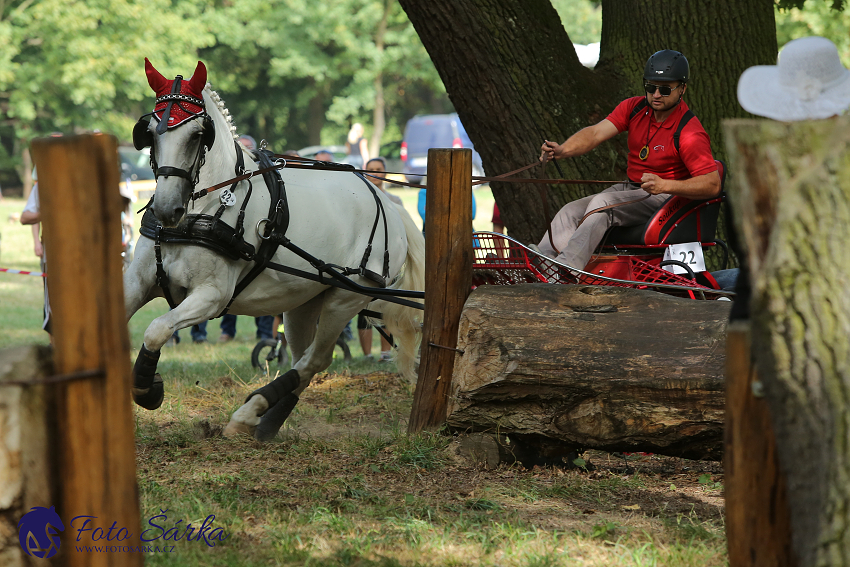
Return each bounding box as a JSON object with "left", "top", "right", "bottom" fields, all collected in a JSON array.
[{"left": 471, "top": 159, "right": 733, "bottom": 301}]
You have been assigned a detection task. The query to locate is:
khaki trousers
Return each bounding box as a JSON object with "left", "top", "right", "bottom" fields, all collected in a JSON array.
[{"left": 537, "top": 183, "right": 668, "bottom": 270}]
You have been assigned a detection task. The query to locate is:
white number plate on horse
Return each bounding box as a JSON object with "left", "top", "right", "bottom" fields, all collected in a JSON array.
[{"left": 662, "top": 242, "right": 706, "bottom": 275}]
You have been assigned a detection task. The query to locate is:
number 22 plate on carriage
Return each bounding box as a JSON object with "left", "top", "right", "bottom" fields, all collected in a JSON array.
[{"left": 662, "top": 242, "right": 706, "bottom": 275}]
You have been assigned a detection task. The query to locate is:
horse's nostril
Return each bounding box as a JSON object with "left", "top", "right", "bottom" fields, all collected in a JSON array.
[{"left": 174, "top": 208, "right": 185, "bottom": 219}]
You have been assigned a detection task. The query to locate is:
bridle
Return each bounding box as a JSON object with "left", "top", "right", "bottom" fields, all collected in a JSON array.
[{"left": 132, "top": 75, "right": 216, "bottom": 192}]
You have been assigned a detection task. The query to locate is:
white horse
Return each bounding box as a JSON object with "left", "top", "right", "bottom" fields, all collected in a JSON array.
[{"left": 124, "top": 59, "right": 425, "bottom": 441}]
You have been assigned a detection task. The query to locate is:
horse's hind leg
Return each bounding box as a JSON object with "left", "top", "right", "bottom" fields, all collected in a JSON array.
[
  {"left": 224, "top": 294, "right": 324, "bottom": 439},
  {"left": 133, "top": 286, "right": 226, "bottom": 410},
  {"left": 226, "top": 289, "right": 366, "bottom": 442}
]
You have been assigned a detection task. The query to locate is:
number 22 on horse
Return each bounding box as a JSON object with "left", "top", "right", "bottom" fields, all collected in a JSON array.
[{"left": 123, "top": 58, "right": 425, "bottom": 441}]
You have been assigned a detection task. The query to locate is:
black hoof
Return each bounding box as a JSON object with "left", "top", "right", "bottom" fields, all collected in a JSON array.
[
  {"left": 246, "top": 368, "right": 300, "bottom": 409},
  {"left": 133, "top": 373, "right": 164, "bottom": 410},
  {"left": 254, "top": 394, "right": 299, "bottom": 442}
]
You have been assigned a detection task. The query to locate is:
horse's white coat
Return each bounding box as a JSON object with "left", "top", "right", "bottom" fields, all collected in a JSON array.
[{"left": 125, "top": 85, "right": 424, "bottom": 436}]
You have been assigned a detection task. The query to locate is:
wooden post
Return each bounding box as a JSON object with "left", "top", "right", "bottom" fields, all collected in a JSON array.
[
  {"left": 409, "top": 148, "right": 472, "bottom": 433},
  {"left": 724, "top": 322, "right": 794, "bottom": 566},
  {"left": 724, "top": 117, "right": 850, "bottom": 566},
  {"left": 31, "top": 133, "right": 141, "bottom": 567}
]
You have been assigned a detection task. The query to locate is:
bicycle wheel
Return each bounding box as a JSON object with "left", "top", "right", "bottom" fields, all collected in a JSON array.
[{"left": 251, "top": 339, "right": 287, "bottom": 373}]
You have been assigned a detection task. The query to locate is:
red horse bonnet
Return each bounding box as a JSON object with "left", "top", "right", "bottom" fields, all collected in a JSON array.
[{"left": 145, "top": 58, "right": 207, "bottom": 129}]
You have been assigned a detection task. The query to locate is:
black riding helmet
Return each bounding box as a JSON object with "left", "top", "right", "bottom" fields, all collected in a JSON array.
[{"left": 644, "top": 50, "right": 689, "bottom": 83}]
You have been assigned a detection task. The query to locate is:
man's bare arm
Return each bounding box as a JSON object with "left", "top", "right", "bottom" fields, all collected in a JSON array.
[
  {"left": 540, "top": 119, "right": 620, "bottom": 162},
  {"left": 640, "top": 170, "right": 722, "bottom": 199}
]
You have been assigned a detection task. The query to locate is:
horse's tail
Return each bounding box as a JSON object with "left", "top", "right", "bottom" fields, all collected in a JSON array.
[{"left": 374, "top": 204, "right": 425, "bottom": 384}]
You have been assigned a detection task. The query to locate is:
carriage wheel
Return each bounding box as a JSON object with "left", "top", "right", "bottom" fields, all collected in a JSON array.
[{"left": 251, "top": 338, "right": 288, "bottom": 374}]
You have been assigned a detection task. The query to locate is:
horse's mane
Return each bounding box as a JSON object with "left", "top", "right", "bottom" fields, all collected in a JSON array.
[{"left": 204, "top": 83, "right": 239, "bottom": 141}]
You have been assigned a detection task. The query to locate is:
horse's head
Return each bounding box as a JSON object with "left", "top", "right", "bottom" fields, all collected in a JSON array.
[{"left": 134, "top": 58, "right": 215, "bottom": 227}]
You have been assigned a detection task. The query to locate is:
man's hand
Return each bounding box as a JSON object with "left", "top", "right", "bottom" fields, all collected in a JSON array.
[
  {"left": 34, "top": 240, "right": 43, "bottom": 258},
  {"left": 640, "top": 173, "right": 667, "bottom": 195},
  {"left": 540, "top": 140, "right": 561, "bottom": 163}
]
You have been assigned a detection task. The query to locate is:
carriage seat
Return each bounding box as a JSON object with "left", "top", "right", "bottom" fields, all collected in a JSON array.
[{"left": 606, "top": 160, "right": 726, "bottom": 246}]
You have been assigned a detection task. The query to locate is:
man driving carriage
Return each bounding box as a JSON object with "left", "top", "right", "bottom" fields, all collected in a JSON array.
[{"left": 537, "top": 49, "right": 722, "bottom": 271}]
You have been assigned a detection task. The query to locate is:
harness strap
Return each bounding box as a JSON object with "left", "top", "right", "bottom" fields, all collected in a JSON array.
[
  {"left": 355, "top": 172, "right": 391, "bottom": 284},
  {"left": 156, "top": 77, "right": 182, "bottom": 136},
  {"left": 220, "top": 148, "right": 289, "bottom": 315},
  {"left": 673, "top": 110, "right": 695, "bottom": 155},
  {"left": 265, "top": 261, "right": 424, "bottom": 310},
  {"left": 154, "top": 225, "right": 177, "bottom": 309}
]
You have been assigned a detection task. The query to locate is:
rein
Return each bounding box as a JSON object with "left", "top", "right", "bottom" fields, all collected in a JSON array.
[{"left": 188, "top": 156, "right": 641, "bottom": 255}]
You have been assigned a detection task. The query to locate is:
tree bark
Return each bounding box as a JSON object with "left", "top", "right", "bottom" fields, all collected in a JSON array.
[
  {"left": 398, "top": 0, "right": 776, "bottom": 248},
  {"left": 725, "top": 117, "right": 850, "bottom": 567},
  {"left": 447, "top": 284, "right": 729, "bottom": 460}
]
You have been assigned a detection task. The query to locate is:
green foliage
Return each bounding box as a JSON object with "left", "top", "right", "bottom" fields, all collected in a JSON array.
[
  {"left": 0, "top": 0, "right": 447, "bottom": 188},
  {"left": 776, "top": 0, "right": 850, "bottom": 66},
  {"left": 776, "top": 0, "right": 845, "bottom": 11},
  {"left": 550, "top": 0, "right": 601, "bottom": 45}
]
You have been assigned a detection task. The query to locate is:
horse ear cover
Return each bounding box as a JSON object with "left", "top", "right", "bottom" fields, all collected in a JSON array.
[
  {"left": 202, "top": 115, "right": 215, "bottom": 150},
  {"left": 133, "top": 117, "right": 153, "bottom": 150}
]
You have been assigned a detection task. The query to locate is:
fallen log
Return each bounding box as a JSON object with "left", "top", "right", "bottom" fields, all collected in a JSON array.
[{"left": 447, "top": 284, "right": 730, "bottom": 462}]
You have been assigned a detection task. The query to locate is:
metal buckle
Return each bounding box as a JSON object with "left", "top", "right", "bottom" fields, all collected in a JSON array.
[{"left": 256, "top": 218, "right": 272, "bottom": 240}]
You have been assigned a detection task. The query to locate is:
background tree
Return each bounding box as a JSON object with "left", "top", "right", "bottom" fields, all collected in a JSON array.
[
  {"left": 398, "top": 0, "right": 777, "bottom": 249},
  {"left": 201, "top": 0, "right": 447, "bottom": 152},
  {"left": 0, "top": 0, "right": 212, "bottom": 196}
]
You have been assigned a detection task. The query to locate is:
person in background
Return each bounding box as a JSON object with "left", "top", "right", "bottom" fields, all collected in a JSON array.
[
  {"left": 492, "top": 202, "right": 505, "bottom": 234},
  {"left": 345, "top": 123, "right": 369, "bottom": 169},
  {"left": 365, "top": 157, "right": 402, "bottom": 205},
  {"left": 20, "top": 168, "right": 51, "bottom": 338},
  {"left": 314, "top": 150, "right": 334, "bottom": 162}
]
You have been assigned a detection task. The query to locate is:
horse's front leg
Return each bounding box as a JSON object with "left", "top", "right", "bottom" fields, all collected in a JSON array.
[
  {"left": 133, "top": 285, "right": 226, "bottom": 410},
  {"left": 123, "top": 237, "right": 157, "bottom": 321}
]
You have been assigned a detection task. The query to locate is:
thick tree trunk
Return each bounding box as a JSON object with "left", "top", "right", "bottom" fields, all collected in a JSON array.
[
  {"left": 399, "top": 0, "right": 775, "bottom": 249},
  {"left": 447, "top": 284, "right": 729, "bottom": 460},
  {"left": 725, "top": 117, "right": 850, "bottom": 567},
  {"left": 307, "top": 88, "right": 326, "bottom": 146}
]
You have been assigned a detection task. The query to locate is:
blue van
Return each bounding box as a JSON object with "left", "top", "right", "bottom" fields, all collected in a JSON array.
[{"left": 401, "top": 113, "right": 484, "bottom": 184}]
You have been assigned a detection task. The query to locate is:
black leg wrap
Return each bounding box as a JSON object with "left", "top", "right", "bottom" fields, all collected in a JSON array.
[
  {"left": 132, "top": 345, "right": 164, "bottom": 410},
  {"left": 246, "top": 368, "right": 300, "bottom": 408},
  {"left": 133, "top": 373, "right": 164, "bottom": 410},
  {"left": 133, "top": 344, "right": 161, "bottom": 390},
  {"left": 254, "top": 394, "right": 299, "bottom": 442}
]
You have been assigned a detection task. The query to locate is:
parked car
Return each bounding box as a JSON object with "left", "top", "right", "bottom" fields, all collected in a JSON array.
[
  {"left": 297, "top": 145, "right": 348, "bottom": 162},
  {"left": 401, "top": 113, "right": 484, "bottom": 184},
  {"left": 119, "top": 146, "right": 156, "bottom": 201}
]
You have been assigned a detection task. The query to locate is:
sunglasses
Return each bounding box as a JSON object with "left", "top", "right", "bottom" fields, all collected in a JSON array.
[{"left": 644, "top": 83, "right": 680, "bottom": 96}]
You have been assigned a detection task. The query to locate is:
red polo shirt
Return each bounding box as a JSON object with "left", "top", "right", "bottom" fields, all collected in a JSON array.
[{"left": 606, "top": 96, "right": 717, "bottom": 182}]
